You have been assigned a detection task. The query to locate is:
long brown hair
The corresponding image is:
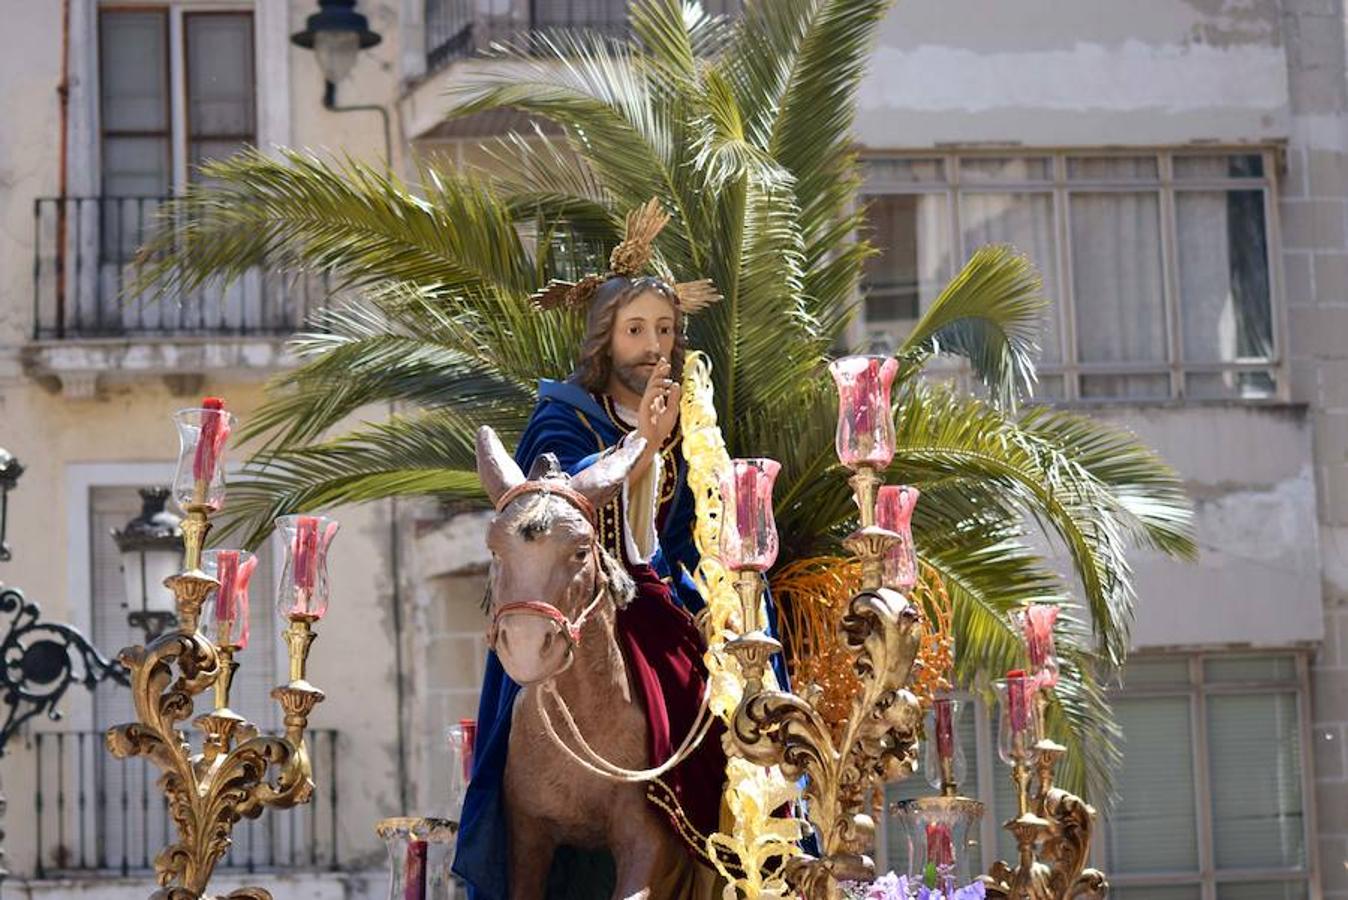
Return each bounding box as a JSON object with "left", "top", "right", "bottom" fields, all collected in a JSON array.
[{"left": 570, "top": 275, "right": 686, "bottom": 393}]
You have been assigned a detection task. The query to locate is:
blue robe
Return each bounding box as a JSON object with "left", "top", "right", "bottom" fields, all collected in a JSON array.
[{"left": 453, "top": 379, "right": 785, "bottom": 899}]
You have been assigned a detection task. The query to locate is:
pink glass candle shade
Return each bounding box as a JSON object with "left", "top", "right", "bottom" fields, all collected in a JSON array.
[
  {"left": 202, "top": 548, "right": 257, "bottom": 649},
  {"left": 276, "top": 514, "right": 339, "bottom": 621},
  {"left": 1018, "top": 603, "right": 1061, "bottom": 690},
  {"left": 719, "top": 459, "right": 781, "bottom": 572},
  {"left": 876, "top": 484, "right": 920, "bottom": 591},
  {"left": 828, "top": 355, "right": 899, "bottom": 470},
  {"left": 171, "top": 399, "right": 236, "bottom": 513},
  {"left": 996, "top": 670, "right": 1039, "bottom": 764},
  {"left": 924, "top": 696, "right": 968, "bottom": 792}
]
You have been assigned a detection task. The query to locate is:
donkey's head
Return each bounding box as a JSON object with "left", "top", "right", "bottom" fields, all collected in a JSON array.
[{"left": 475, "top": 426, "right": 642, "bottom": 685}]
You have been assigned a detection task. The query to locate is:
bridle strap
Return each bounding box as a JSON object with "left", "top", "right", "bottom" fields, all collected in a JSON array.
[
  {"left": 488, "top": 543, "right": 607, "bottom": 651},
  {"left": 495, "top": 480, "right": 597, "bottom": 525}
]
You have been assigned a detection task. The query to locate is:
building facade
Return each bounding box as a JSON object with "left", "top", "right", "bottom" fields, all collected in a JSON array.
[{"left": 1, "top": 1, "right": 1345, "bottom": 899}]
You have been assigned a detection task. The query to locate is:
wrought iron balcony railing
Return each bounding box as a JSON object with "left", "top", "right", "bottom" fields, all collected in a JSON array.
[
  {"left": 29, "top": 728, "right": 341, "bottom": 878},
  {"left": 31, "top": 196, "right": 330, "bottom": 341},
  {"left": 425, "top": 0, "right": 745, "bottom": 73}
]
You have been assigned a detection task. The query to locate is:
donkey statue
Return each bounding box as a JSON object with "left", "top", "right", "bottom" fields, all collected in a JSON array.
[{"left": 475, "top": 425, "right": 711, "bottom": 900}]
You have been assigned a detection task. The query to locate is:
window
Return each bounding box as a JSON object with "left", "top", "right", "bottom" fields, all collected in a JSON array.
[
  {"left": 859, "top": 153, "right": 1280, "bottom": 402},
  {"left": 99, "top": 8, "right": 256, "bottom": 259},
  {"left": 881, "top": 654, "right": 1314, "bottom": 900}
]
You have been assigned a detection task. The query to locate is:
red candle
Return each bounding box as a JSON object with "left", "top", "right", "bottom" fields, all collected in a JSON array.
[
  {"left": 1007, "top": 669, "right": 1031, "bottom": 734},
  {"left": 926, "top": 821, "right": 954, "bottom": 867},
  {"left": 293, "top": 516, "right": 320, "bottom": 592},
  {"left": 460, "top": 718, "right": 477, "bottom": 783},
  {"left": 192, "top": 397, "right": 230, "bottom": 495},
  {"left": 934, "top": 697, "right": 955, "bottom": 761},
  {"left": 403, "top": 837, "right": 427, "bottom": 900},
  {"left": 215, "top": 550, "right": 239, "bottom": 624}
]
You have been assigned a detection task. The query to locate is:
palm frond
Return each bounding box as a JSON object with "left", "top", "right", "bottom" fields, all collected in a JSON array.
[
  {"left": 131, "top": 148, "right": 535, "bottom": 302},
  {"left": 899, "top": 244, "right": 1047, "bottom": 408},
  {"left": 220, "top": 411, "right": 495, "bottom": 547}
]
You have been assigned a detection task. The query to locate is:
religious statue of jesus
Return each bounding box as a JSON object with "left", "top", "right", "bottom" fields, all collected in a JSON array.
[{"left": 453, "top": 202, "right": 781, "bottom": 899}]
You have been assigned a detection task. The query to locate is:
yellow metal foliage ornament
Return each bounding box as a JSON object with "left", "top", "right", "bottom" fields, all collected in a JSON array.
[{"left": 679, "top": 350, "right": 801, "bottom": 899}]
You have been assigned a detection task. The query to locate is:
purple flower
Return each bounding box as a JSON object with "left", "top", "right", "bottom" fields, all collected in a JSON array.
[{"left": 865, "top": 871, "right": 905, "bottom": 899}]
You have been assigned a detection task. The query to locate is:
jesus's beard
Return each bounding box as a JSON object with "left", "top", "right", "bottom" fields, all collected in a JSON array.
[{"left": 611, "top": 359, "right": 657, "bottom": 400}]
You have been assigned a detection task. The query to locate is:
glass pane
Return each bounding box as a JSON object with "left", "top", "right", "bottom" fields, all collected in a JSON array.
[
  {"left": 1176, "top": 190, "right": 1273, "bottom": 363},
  {"left": 862, "top": 193, "right": 953, "bottom": 346},
  {"left": 960, "top": 157, "right": 1052, "bottom": 183},
  {"left": 991, "top": 753, "right": 1019, "bottom": 864},
  {"left": 884, "top": 701, "right": 981, "bottom": 877},
  {"left": 101, "top": 137, "right": 170, "bottom": 198},
  {"left": 1217, "top": 881, "right": 1308, "bottom": 900},
  {"left": 1123, "top": 657, "right": 1191, "bottom": 688},
  {"left": 864, "top": 158, "right": 946, "bottom": 186},
  {"left": 1174, "top": 154, "right": 1264, "bottom": 179},
  {"left": 100, "top": 11, "right": 167, "bottom": 132},
  {"left": 533, "top": 0, "right": 628, "bottom": 32},
  {"left": 960, "top": 192, "right": 1060, "bottom": 362},
  {"left": 1034, "top": 374, "right": 1065, "bottom": 400},
  {"left": 100, "top": 195, "right": 163, "bottom": 262},
  {"left": 1079, "top": 373, "right": 1171, "bottom": 400},
  {"left": 1070, "top": 192, "right": 1167, "bottom": 369},
  {"left": 1208, "top": 692, "right": 1305, "bottom": 870},
  {"left": 1185, "top": 370, "right": 1277, "bottom": 400},
  {"left": 1205, "top": 655, "right": 1298, "bottom": 684},
  {"left": 186, "top": 14, "right": 255, "bottom": 138},
  {"left": 189, "top": 139, "right": 248, "bottom": 179},
  {"left": 1110, "top": 886, "right": 1202, "bottom": 900},
  {"left": 1105, "top": 696, "right": 1199, "bottom": 874},
  {"left": 1068, "top": 157, "right": 1159, "bottom": 180}
]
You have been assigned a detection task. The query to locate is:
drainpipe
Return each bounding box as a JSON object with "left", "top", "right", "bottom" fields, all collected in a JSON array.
[
  {"left": 389, "top": 403, "right": 409, "bottom": 814},
  {"left": 54, "top": 0, "right": 72, "bottom": 338}
]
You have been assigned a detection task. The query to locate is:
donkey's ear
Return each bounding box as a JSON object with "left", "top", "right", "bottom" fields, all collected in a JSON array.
[
  {"left": 570, "top": 437, "right": 647, "bottom": 510},
  {"left": 476, "top": 426, "right": 526, "bottom": 506}
]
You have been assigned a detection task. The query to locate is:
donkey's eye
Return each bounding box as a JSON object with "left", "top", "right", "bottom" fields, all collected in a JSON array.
[{"left": 572, "top": 547, "right": 589, "bottom": 563}]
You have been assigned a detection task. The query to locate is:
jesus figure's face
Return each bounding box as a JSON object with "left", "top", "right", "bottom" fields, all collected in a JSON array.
[{"left": 606, "top": 288, "right": 677, "bottom": 406}]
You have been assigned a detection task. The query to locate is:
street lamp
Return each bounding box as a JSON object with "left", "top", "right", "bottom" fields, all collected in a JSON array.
[
  {"left": 111, "top": 487, "right": 184, "bottom": 640},
  {"left": 0, "top": 449, "right": 23, "bottom": 563},
  {"left": 291, "top": 0, "right": 382, "bottom": 108}
]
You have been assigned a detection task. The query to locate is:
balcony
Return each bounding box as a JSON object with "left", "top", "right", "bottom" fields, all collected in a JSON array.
[
  {"left": 29, "top": 728, "right": 342, "bottom": 879},
  {"left": 424, "top": 0, "right": 746, "bottom": 74},
  {"left": 27, "top": 196, "right": 328, "bottom": 397}
]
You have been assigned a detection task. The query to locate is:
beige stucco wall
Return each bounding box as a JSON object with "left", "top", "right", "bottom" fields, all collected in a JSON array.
[
  {"left": 0, "top": 0, "right": 416, "bottom": 885},
  {"left": 860, "top": 0, "right": 1290, "bottom": 149}
]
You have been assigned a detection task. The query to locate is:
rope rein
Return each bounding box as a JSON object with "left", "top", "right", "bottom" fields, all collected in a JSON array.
[{"left": 534, "top": 679, "right": 715, "bottom": 784}]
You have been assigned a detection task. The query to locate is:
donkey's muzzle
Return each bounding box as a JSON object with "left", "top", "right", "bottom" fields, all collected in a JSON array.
[{"left": 490, "top": 601, "right": 578, "bottom": 685}]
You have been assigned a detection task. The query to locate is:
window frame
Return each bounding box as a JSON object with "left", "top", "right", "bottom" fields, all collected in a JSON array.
[
  {"left": 181, "top": 8, "right": 258, "bottom": 181},
  {"left": 96, "top": 2, "right": 257, "bottom": 197},
  {"left": 856, "top": 149, "right": 1288, "bottom": 405},
  {"left": 878, "top": 652, "right": 1319, "bottom": 899},
  {"left": 1096, "top": 652, "right": 1319, "bottom": 900}
]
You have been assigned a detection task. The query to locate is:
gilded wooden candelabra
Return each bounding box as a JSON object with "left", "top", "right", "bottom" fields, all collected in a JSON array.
[
  {"left": 726, "top": 462, "right": 925, "bottom": 900},
  {"left": 979, "top": 693, "right": 1108, "bottom": 900},
  {"left": 104, "top": 399, "right": 330, "bottom": 900}
]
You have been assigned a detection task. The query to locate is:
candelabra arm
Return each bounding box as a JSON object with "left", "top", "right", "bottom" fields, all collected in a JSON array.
[
  {"left": 848, "top": 466, "right": 881, "bottom": 530},
  {"left": 283, "top": 616, "right": 318, "bottom": 685},
  {"left": 179, "top": 506, "right": 210, "bottom": 575},
  {"left": 733, "top": 570, "right": 763, "bottom": 633}
]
